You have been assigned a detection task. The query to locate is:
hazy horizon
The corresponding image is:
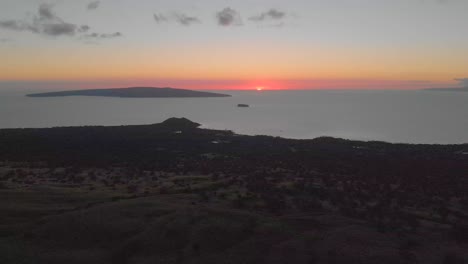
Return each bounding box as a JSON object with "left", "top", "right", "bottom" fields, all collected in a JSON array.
[
  {"left": 3, "top": 84, "right": 467, "bottom": 94},
  {"left": 1, "top": 89, "right": 467, "bottom": 144},
  {"left": 1, "top": 0, "right": 468, "bottom": 90}
]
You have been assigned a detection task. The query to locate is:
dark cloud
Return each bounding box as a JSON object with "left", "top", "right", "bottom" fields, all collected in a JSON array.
[
  {"left": 249, "top": 9, "right": 286, "bottom": 22},
  {"left": 84, "top": 32, "right": 122, "bottom": 39},
  {"left": 0, "top": 20, "right": 40, "bottom": 33},
  {"left": 0, "top": 4, "right": 74, "bottom": 36},
  {"left": 216, "top": 8, "right": 242, "bottom": 26},
  {"left": 87, "top": 1, "right": 100, "bottom": 10},
  {"left": 42, "top": 23, "right": 77, "bottom": 36},
  {"left": 36, "top": 4, "right": 79, "bottom": 37},
  {"left": 153, "top": 14, "right": 168, "bottom": 23},
  {"left": 153, "top": 13, "right": 200, "bottom": 26},
  {"left": 78, "top": 25, "right": 90, "bottom": 33},
  {"left": 86, "top": 33, "right": 99, "bottom": 38},
  {"left": 0, "top": 3, "right": 121, "bottom": 40},
  {"left": 38, "top": 3, "right": 56, "bottom": 20},
  {"left": 100, "top": 32, "right": 122, "bottom": 38},
  {"left": 174, "top": 13, "right": 200, "bottom": 26},
  {"left": 0, "top": 20, "right": 26, "bottom": 31},
  {"left": 455, "top": 78, "right": 468, "bottom": 87}
]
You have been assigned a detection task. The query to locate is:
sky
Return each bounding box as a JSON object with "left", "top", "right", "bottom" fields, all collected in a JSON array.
[{"left": 1, "top": 0, "right": 468, "bottom": 90}]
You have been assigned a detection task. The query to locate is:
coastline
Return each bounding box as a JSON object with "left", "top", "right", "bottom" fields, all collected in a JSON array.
[{"left": 1, "top": 118, "right": 467, "bottom": 263}]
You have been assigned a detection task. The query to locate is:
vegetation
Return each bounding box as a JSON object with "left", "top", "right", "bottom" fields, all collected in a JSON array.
[{"left": 0, "top": 118, "right": 467, "bottom": 263}]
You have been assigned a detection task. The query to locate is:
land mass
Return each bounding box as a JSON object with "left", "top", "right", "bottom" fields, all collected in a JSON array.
[
  {"left": 424, "top": 87, "right": 468, "bottom": 92},
  {"left": 1, "top": 118, "right": 467, "bottom": 264},
  {"left": 26, "top": 87, "right": 231, "bottom": 98}
]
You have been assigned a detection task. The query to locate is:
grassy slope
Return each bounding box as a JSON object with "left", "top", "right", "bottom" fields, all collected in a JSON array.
[{"left": 1, "top": 119, "right": 467, "bottom": 263}]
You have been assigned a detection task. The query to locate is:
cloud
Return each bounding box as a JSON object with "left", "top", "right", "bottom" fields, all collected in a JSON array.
[
  {"left": 0, "top": 20, "right": 27, "bottom": 31},
  {"left": 0, "top": 4, "right": 75, "bottom": 36},
  {"left": 249, "top": 9, "right": 286, "bottom": 22},
  {"left": 36, "top": 4, "right": 80, "bottom": 36},
  {"left": 84, "top": 32, "right": 122, "bottom": 39},
  {"left": 455, "top": 78, "right": 468, "bottom": 87},
  {"left": 153, "top": 14, "right": 168, "bottom": 23},
  {"left": 153, "top": 13, "right": 200, "bottom": 26},
  {"left": 0, "top": 20, "right": 20, "bottom": 30},
  {"left": 38, "top": 3, "right": 56, "bottom": 20},
  {"left": 0, "top": 3, "right": 121, "bottom": 40},
  {"left": 0, "top": 20, "right": 40, "bottom": 33},
  {"left": 42, "top": 23, "right": 77, "bottom": 36},
  {"left": 216, "top": 8, "right": 242, "bottom": 26},
  {"left": 0, "top": 38, "right": 12, "bottom": 43},
  {"left": 78, "top": 25, "right": 90, "bottom": 33},
  {"left": 87, "top": 1, "right": 100, "bottom": 10},
  {"left": 174, "top": 13, "right": 200, "bottom": 26}
]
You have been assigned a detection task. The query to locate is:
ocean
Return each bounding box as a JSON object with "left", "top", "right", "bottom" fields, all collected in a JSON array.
[{"left": 1, "top": 89, "right": 467, "bottom": 144}]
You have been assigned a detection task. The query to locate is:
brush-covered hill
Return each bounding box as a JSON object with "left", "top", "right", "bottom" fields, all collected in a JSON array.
[{"left": 1, "top": 118, "right": 468, "bottom": 264}]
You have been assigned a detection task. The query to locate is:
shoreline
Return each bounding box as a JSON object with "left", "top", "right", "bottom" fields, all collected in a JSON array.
[
  {"left": 1, "top": 120, "right": 467, "bottom": 147},
  {"left": 1, "top": 118, "right": 467, "bottom": 263}
]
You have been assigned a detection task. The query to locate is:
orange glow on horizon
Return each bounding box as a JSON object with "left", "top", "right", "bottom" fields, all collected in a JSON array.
[
  {"left": 0, "top": 78, "right": 458, "bottom": 91},
  {"left": 1, "top": 42, "right": 467, "bottom": 90}
]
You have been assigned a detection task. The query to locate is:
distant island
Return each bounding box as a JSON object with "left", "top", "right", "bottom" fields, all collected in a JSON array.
[
  {"left": 424, "top": 87, "right": 468, "bottom": 92},
  {"left": 26, "top": 87, "right": 231, "bottom": 98}
]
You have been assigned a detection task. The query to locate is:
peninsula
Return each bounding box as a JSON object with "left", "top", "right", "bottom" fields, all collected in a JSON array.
[{"left": 26, "top": 87, "right": 231, "bottom": 98}]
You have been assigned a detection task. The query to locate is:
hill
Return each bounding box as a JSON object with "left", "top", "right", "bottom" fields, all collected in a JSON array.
[
  {"left": 1, "top": 118, "right": 467, "bottom": 263},
  {"left": 26, "top": 87, "right": 231, "bottom": 98}
]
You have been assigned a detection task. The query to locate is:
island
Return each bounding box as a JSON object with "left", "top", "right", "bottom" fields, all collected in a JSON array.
[
  {"left": 26, "top": 87, "right": 231, "bottom": 98},
  {"left": 424, "top": 87, "right": 468, "bottom": 92}
]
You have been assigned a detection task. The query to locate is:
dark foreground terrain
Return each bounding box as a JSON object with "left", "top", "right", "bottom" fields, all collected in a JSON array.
[{"left": 1, "top": 118, "right": 467, "bottom": 264}]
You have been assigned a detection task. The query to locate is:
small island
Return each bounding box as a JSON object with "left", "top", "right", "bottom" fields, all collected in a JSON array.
[{"left": 26, "top": 87, "right": 231, "bottom": 98}]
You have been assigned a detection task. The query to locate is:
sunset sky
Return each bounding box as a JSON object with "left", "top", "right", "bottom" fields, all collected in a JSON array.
[{"left": 1, "top": 0, "right": 467, "bottom": 90}]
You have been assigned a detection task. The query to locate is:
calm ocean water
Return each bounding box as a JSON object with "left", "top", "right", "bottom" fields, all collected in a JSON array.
[{"left": 1, "top": 89, "right": 467, "bottom": 144}]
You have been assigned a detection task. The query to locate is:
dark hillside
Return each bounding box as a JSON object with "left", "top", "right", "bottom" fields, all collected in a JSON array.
[{"left": 1, "top": 118, "right": 467, "bottom": 263}]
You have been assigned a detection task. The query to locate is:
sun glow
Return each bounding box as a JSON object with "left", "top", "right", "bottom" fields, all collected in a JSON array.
[{"left": 256, "top": 86, "right": 264, "bottom": 91}]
